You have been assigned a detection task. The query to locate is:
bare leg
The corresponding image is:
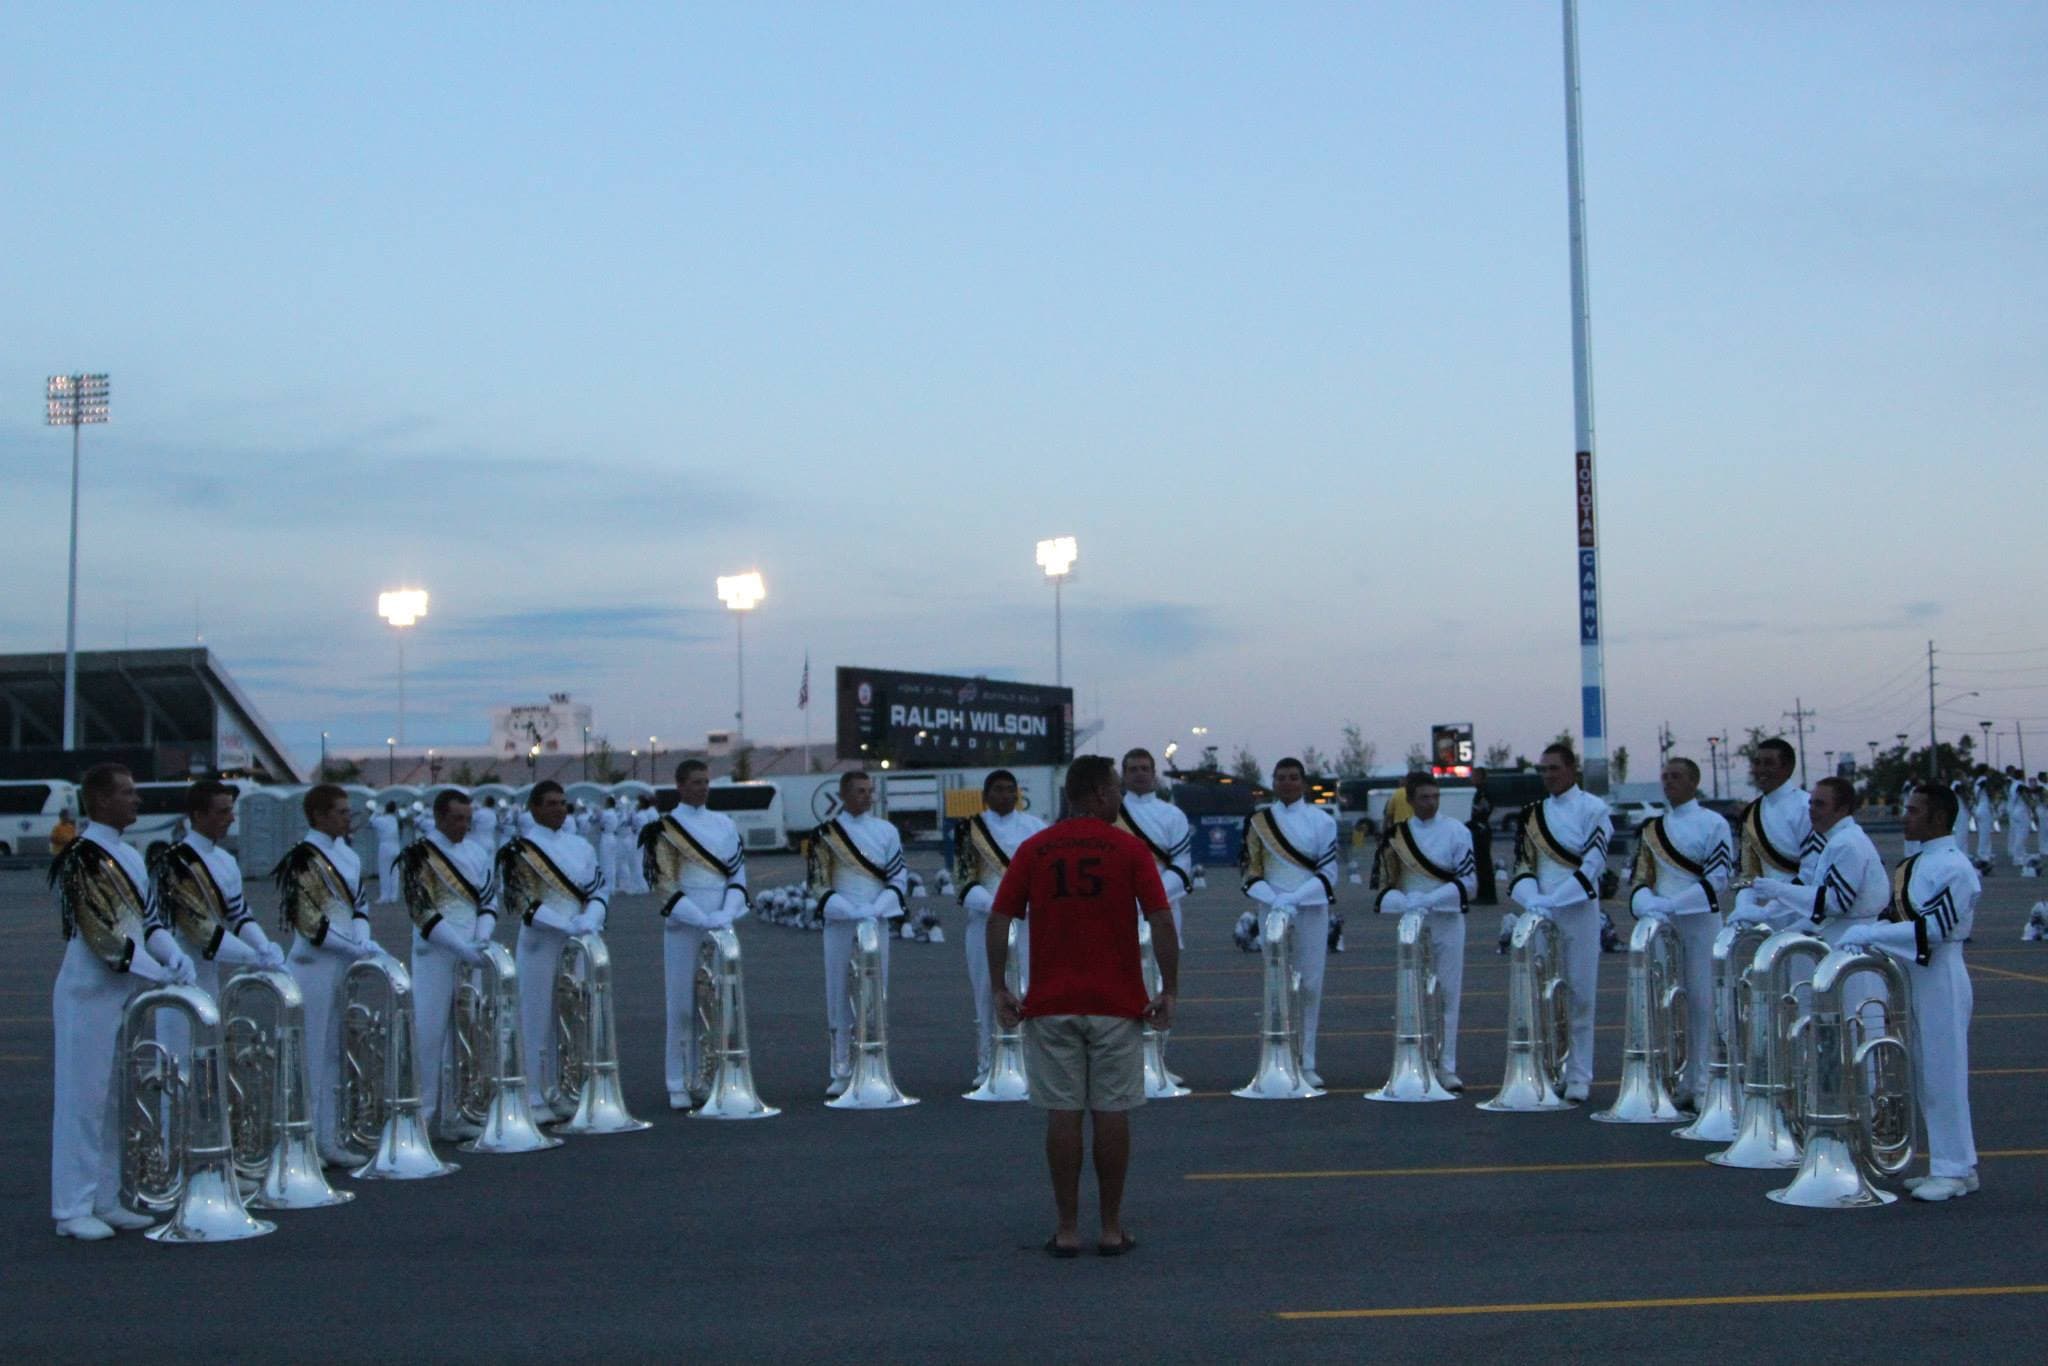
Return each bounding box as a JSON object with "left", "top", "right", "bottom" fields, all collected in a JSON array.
[
  {"left": 1045, "top": 1110, "right": 1084, "bottom": 1249},
  {"left": 1091, "top": 1109, "right": 1131, "bottom": 1247}
]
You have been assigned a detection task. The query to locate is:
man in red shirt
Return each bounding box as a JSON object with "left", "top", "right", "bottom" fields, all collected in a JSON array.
[{"left": 990, "top": 754, "right": 1179, "bottom": 1258}]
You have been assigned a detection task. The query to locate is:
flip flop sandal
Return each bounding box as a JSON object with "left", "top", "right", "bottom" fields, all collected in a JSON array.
[
  {"left": 1044, "top": 1237, "right": 1079, "bottom": 1259},
  {"left": 1097, "top": 1234, "right": 1138, "bottom": 1257}
]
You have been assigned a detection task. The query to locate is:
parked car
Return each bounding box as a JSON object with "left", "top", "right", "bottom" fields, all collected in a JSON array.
[{"left": 1606, "top": 798, "right": 1669, "bottom": 833}]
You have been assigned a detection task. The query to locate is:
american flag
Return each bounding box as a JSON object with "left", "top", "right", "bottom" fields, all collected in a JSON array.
[{"left": 797, "top": 652, "right": 810, "bottom": 710}]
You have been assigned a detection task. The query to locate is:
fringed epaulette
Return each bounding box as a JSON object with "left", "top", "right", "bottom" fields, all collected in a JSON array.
[
  {"left": 1237, "top": 813, "right": 1256, "bottom": 874},
  {"left": 270, "top": 842, "right": 321, "bottom": 933},
  {"left": 496, "top": 837, "right": 541, "bottom": 918},
  {"left": 49, "top": 835, "right": 110, "bottom": 941},
  {"left": 397, "top": 839, "right": 438, "bottom": 913},
  {"left": 639, "top": 818, "right": 664, "bottom": 884}
]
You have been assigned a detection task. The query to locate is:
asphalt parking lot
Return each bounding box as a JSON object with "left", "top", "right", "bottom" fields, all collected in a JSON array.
[{"left": 2, "top": 834, "right": 2045, "bottom": 1363}]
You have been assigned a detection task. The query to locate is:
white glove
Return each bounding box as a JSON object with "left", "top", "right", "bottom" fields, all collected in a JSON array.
[
  {"left": 126, "top": 946, "right": 176, "bottom": 984},
  {"left": 876, "top": 890, "right": 907, "bottom": 920},
  {"left": 1418, "top": 882, "right": 1464, "bottom": 913},
  {"left": 1246, "top": 882, "right": 1280, "bottom": 907},
  {"left": 472, "top": 914, "right": 497, "bottom": 945},
  {"left": 210, "top": 930, "right": 262, "bottom": 967},
  {"left": 1836, "top": 923, "right": 1877, "bottom": 949},
  {"left": 1378, "top": 890, "right": 1411, "bottom": 916},
  {"left": 720, "top": 887, "right": 750, "bottom": 925},
  {"left": 1633, "top": 893, "right": 1671, "bottom": 920},
  {"left": 961, "top": 884, "right": 995, "bottom": 916},
  {"left": 1509, "top": 880, "right": 1542, "bottom": 913},
  {"left": 259, "top": 941, "right": 288, "bottom": 970},
  {"left": 526, "top": 903, "right": 578, "bottom": 934},
  {"left": 568, "top": 911, "right": 599, "bottom": 937},
  {"left": 1750, "top": 878, "right": 1799, "bottom": 906},
  {"left": 146, "top": 930, "right": 198, "bottom": 985},
  {"left": 821, "top": 893, "right": 867, "bottom": 923},
  {"left": 427, "top": 919, "right": 483, "bottom": 966}
]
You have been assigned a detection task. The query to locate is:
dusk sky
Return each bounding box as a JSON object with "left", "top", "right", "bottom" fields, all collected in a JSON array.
[{"left": 3, "top": 3, "right": 2043, "bottom": 779}]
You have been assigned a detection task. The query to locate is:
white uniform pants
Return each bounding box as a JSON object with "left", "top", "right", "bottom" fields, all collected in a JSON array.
[
  {"left": 1291, "top": 905, "right": 1330, "bottom": 1071},
  {"left": 516, "top": 923, "right": 569, "bottom": 1108},
  {"left": 1907, "top": 946, "right": 1977, "bottom": 1178},
  {"left": 1972, "top": 806, "right": 1996, "bottom": 862},
  {"left": 663, "top": 921, "right": 708, "bottom": 1099},
  {"left": 1671, "top": 911, "right": 1720, "bottom": 1097},
  {"left": 964, "top": 905, "right": 992, "bottom": 1061},
  {"left": 376, "top": 844, "right": 400, "bottom": 904},
  {"left": 51, "top": 939, "right": 139, "bottom": 1221},
  {"left": 2009, "top": 815, "right": 2031, "bottom": 869},
  {"left": 823, "top": 917, "right": 892, "bottom": 1032},
  {"left": 1547, "top": 901, "right": 1603, "bottom": 1087},
  {"left": 410, "top": 936, "right": 462, "bottom": 1135},
  {"left": 288, "top": 937, "right": 351, "bottom": 1153},
  {"left": 1425, "top": 909, "right": 1466, "bottom": 1073}
]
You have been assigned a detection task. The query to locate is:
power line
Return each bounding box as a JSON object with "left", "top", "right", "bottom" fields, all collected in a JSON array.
[{"left": 1944, "top": 645, "right": 2048, "bottom": 657}]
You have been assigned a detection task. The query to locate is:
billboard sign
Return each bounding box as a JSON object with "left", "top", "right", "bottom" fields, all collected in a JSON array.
[{"left": 836, "top": 667, "right": 1072, "bottom": 767}]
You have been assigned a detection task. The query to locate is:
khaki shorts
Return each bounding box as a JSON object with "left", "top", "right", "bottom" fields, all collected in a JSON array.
[{"left": 1023, "top": 1014, "right": 1146, "bottom": 1112}]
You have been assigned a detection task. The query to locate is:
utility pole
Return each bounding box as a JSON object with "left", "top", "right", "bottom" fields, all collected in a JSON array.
[
  {"left": 1784, "top": 698, "right": 1817, "bottom": 788},
  {"left": 1927, "top": 639, "right": 1939, "bottom": 780},
  {"left": 1706, "top": 734, "right": 1722, "bottom": 799},
  {"left": 1656, "top": 721, "right": 1674, "bottom": 765}
]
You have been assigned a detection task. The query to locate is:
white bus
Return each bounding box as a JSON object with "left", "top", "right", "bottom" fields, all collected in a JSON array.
[
  {"left": 0, "top": 779, "right": 81, "bottom": 858},
  {"left": 127, "top": 779, "right": 259, "bottom": 860},
  {"left": 705, "top": 780, "right": 789, "bottom": 853}
]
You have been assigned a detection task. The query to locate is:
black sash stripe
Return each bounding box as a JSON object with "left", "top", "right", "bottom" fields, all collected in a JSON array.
[{"left": 664, "top": 815, "right": 742, "bottom": 879}]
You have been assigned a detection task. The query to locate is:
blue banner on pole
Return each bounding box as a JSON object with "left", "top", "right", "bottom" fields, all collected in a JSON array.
[
  {"left": 1578, "top": 549, "right": 1599, "bottom": 643},
  {"left": 1582, "top": 686, "right": 1604, "bottom": 740}
]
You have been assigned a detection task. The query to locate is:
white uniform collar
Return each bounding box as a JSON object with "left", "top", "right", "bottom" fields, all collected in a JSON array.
[
  {"left": 181, "top": 829, "right": 220, "bottom": 855},
  {"left": 81, "top": 820, "right": 127, "bottom": 852},
  {"left": 1820, "top": 816, "right": 1861, "bottom": 848},
  {"left": 677, "top": 800, "right": 707, "bottom": 815},
  {"left": 307, "top": 829, "right": 350, "bottom": 855},
  {"left": 1669, "top": 798, "right": 1700, "bottom": 817},
  {"left": 1918, "top": 834, "right": 1959, "bottom": 855}
]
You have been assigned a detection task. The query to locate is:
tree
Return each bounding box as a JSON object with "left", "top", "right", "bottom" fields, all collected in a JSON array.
[
  {"left": 1483, "top": 740, "right": 1514, "bottom": 769},
  {"left": 1611, "top": 745, "right": 1630, "bottom": 784},
  {"left": 319, "top": 757, "right": 361, "bottom": 784},
  {"left": 1337, "top": 724, "right": 1377, "bottom": 779},
  {"left": 1404, "top": 742, "right": 1428, "bottom": 770},
  {"left": 1735, "top": 725, "right": 1784, "bottom": 768},
  {"left": 1299, "top": 744, "right": 1330, "bottom": 777},
  {"left": 589, "top": 739, "right": 629, "bottom": 784},
  {"left": 1231, "top": 745, "right": 1262, "bottom": 783},
  {"left": 449, "top": 761, "right": 501, "bottom": 786},
  {"left": 1551, "top": 727, "right": 1575, "bottom": 753}
]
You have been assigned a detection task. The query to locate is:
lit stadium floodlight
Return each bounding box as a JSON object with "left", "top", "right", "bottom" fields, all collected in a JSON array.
[
  {"left": 717, "top": 572, "right": 767, "bottom": 753},
  {"left": 1035, "top": 537, "right": 1078, "bottom": 686},
  {"left": 47, "top": 373, "right": 111, "bottom": 750},
  {"left": 378, "top": 588, "right": 430, "bottom": 743}
]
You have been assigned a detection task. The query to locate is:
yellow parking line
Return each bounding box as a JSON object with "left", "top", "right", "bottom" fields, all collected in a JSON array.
[
  {"left": 1193, "top": 1146, "right": 2048, "bottom": 1183},
  {"left": 1276, "top": 1282, "right": 2048, "bottom": 1321},
  {"left": 1974, "top": 964, "right": 2048, "bottom": 987}
]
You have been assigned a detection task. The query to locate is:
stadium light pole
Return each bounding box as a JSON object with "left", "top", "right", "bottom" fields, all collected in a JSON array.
[
  {"left": 717, "top": 573, "right": 766, "bottom": 751},
  {"left": 1035, "top": 537, "right": 1077, "bottom": 686},
  {"left": 377, "top": 589, "right": 429, "bottom": 745},
  {"left": 46, "top": 374, "right": 109, "bottom": 750},
  {"left": 1562, "top": 0, "right": 1610, "bottom": 794}
]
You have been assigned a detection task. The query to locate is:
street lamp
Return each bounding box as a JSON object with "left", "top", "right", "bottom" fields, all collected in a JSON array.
[
  {"left": 319, "top": 731, "right": 330, "bottom": 780},
  {"left": 649, "top": 736, "right": 659, "bottom": 784},
  {"left": 46, "top": 373, "right": 109, "bottom": 750},
  {"left": 387, "top": 736, "right": 397, "bottom": 785},
  {"left": 582, "top": 725, "right": 591, "bottom": 781},
  {"left": 377, "top": 588, "right": 429, "bottom": 745},
  {"left": 717, "top": 572, "right": 766, "bottom": 750},
  {"left": 1035, "top": 537, "right": 1077, "bottom": 686}
]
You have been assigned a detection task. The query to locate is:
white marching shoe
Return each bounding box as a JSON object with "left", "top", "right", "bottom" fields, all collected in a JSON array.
[
  {"left": 1908, "top": 1172, "right": 1979, "bottom": 1201},
  {"left": 1563, "top": 1080, "right": 1590, "bottom": 1103},
  {"left": 56, "top": 1216, "right": 115, "bottom": 1241},
  {"left": 1436, "top": 1070, "right": 1465, "bottom": 1094},
  {"left": 94, "top": 1206, "right": 156, "bottom": 1231},
  {"left": 1302, "top": 1068, "right": 1324, "bottom": 1090}
]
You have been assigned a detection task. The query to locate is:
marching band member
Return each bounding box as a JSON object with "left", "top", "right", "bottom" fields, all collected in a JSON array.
[
  {"left": 1373, "top": 770, "right": 1478, "bottom": 1091},
  {"left": 1505, "top": 743, "right": 1613, "bottom": 1102},
  {"left": 1624, "top": 758, "right": 1733, "bottom": 1103},
  {"left": 955, "top": 769, "right": 1046, "bottom": 1086},
  {"left": 49, "top": 764, "right": 195, "bottom": 1240},
  {"left": 1838, "top": 784, "right": 1981, "bottom": 1200},
  {"left": 497, "top": 780, "right": 608, "bottom": 1115},
  {"left": 397, "top": 788, "right": 495, "bottom": 1137},
  {"left": 598, "top": 797, "right": 624, "bottom": 896},
  {"left": 152, "top": 779, "right": 287, "bottom": 1057},
  {"left": 647, "top": 760, "right": 748, "bottom": 1110},
  {"left": 2004, "top": 766, "right": 2032, "bottom": 872},
  {"left": 1114, "top": 749, "right": 1193, "bottom": 941},
  {"left": 1743, "top": 777, "right": 1887, "bottom": 949},
  {"left": 276, "top": 783, "right": 388, "bottom": 1165},
  {"left": 806, "top": 771, "right": 909, "bottom": 1096},
  {"left": 1969, "top": 766, "right": 1998, "bottom": 873},
  {"left": 371, "top": 800, "right": 403, "bottom": 905},
  {"left": 1240, "top": 757, "right": 1339, "bottom": 1088},
  {"left": 1729, "top": 737, "right": 1821, "bottom": 930},
  {"left": 471, "top": 794, "right": 500, "bottom": 850}
]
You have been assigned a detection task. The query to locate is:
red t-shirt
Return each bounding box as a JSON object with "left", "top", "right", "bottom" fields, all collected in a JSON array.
[{"left": 990, "top": 819, "right": 1171, "bottom": 1019}]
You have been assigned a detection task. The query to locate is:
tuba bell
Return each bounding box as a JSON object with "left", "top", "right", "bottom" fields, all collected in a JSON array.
[
  {"left": 1139, "top": 917, "right": 1190, "bottom": 1099},
  {"left": 1366, "top": 910, "right": 1455, "bottom": 1102},
  {"left": 547, "top": 933, "right": 651, "bottom": 1134},
  {"left": 1479, "top": 912, "right": 1574, "bottom": 1111},
  {"left": 220, "top": 968, "right": 353, "bottom": 1208},
  {"left": 1675, "top": 922, "right": 1771, "bottom": 1142},
  {"left": 1706, "top": 928, "right": 1828, "bottom": 1169},
  {"left": 826, "top": 917, "right": 918, "bottom": 1109},
  {"left": 689, "top": 926, "right": 780, "bottom": 1119},
  {"left": 1592, "top": 915, "right": 1691, "bottom": 1124},
  {"left": 1767, "top": 946, "right": 1915, "bottom": 1207},
  {"left": 120, "top": 983, "right": 277, "bottom": 1243},
  {"left": 1233, "top": 909, "right": 1322, "bottom": 1099},
  {"left": 340, "top": 955, "right": 459, "bottom": 1179},
  {"left": 452, "top": 942, "right": 562, "bottom": 1153},
  {"left": 965, "top": 919, "right": 1032, "bottom": 1102}
]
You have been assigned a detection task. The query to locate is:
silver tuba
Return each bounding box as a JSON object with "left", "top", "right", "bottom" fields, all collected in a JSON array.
[
  {"left": 689, "top": 926, "right": 780, "bottom": 1119},
  {"left": 1592, "top": 915, "right": 1690, "bottom": 1124},
  {"left": 1233, "top": 908, "right": 1322, "bottom": 1099},
  {"left": 1767, "top": 946, "right": 1915, "bottom": 1208},
  {"left": 120, "top": 983, "right": 277, "bottom": 1243},
  {"left": 340, "top": 955, "right": 459, "bottom": 1179},
  {"left": 1366, "top": 910, "right": 1455, "bottom": 1103},
  {"left": 1479, "top": 912, "right": 1574, "bottom": 1111},
  {"left": 221, "top": 968, "right": 353, "bottom": 1208},
  {"left": 1707, "top": 928, "right": 1828, "bottom": 1169},
  {"left": 547, "top": 933, "right": 651, "bottom": 1134},
  {"left": 1139, "top": 916, "right": 1190, "bottom": 1099},
  {"left": 826, "top": 917, "right": 918, "bottom": 1109},
  {"left": 964, "top": 918, "right": 1031, "bottom": 1102},
  {"left": 1675, "top": 922, "right": 1771, "bottom": 1142},
  {"left": 453, "top": 942, "right": 562, "bottom": 1153}
]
